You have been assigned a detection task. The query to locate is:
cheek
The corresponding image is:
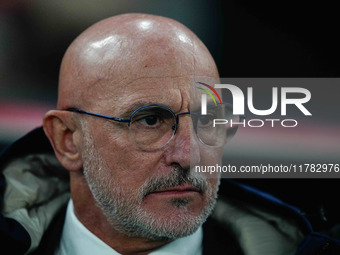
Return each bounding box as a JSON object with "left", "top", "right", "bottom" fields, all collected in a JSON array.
[
  {"left": 198, "top": 146, "right": 223, "bottom": 179},
  {"left": 208, "top": 178, "right": 220, "bottom": 193},
  {"left": 199, "top": 146, "right": 224, "bottom": 165},
  {"left": 95, "top": 133, "right": 165, "bottom": 188}
]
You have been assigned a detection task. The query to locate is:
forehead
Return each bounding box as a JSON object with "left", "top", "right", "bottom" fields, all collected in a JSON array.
[
  {"left": 74, "top": 33, "right": 218, "bottom": 113},
  {"left": 88, "top": 76, "right": 190, "bottom": 114}
]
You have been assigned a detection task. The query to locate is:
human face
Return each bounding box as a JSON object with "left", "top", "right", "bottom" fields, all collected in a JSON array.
[{"left": 78, "top": 76, "right": 223, "bottom": 240}]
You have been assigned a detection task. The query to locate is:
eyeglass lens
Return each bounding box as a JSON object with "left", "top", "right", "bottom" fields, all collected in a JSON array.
[
  {"left": 129, "top": 105, "right": 239, "bottom": 150},
  {"left": 130, "top": 106, "right": 177, "bottom": 150}
]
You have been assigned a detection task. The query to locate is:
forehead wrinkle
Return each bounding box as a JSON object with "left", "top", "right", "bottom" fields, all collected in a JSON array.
[
  {"left": 118, "top": 75, "right": 190, "bottom": 88},
  {"left": 79, "top": 76, "right": 184, "bottom": 109},
  {"left": 122, "top": 88, "right": 182, "bottom": 110}
]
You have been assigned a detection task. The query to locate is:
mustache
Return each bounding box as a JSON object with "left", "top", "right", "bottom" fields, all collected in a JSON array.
[{"left": 140, "top": 166, "right": 208, "bottom": 199}]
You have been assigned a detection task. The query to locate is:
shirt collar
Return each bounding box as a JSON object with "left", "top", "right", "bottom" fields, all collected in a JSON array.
[{"left": 56, "top": 199, "right": 203, "bottom": 255}]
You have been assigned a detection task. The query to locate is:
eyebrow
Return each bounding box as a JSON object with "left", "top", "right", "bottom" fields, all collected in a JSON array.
[{"left": 118, "top": 101, "right": 173, "bottom": 118}]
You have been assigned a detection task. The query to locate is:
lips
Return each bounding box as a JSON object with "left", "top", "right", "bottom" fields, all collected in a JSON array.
[{"left": 150, "top": 184, "right": 201, "bottom": 194}]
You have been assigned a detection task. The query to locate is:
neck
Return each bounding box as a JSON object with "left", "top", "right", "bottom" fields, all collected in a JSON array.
[{"left": 70, "top": 173, "right": 171, "bottom": 255}]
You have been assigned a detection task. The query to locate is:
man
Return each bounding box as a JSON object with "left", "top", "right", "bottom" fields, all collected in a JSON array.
[{"left": 1, "top": 13, "right": 339, "bottom": 255}]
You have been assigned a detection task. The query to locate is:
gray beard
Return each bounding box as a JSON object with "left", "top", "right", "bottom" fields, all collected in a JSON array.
[{"left": 81, "top": 123, "right": 219, "bottom": 240}]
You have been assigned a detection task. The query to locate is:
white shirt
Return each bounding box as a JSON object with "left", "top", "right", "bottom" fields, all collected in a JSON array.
[{"left": 55, "top": 200, "right": 203, "bottom": 255}]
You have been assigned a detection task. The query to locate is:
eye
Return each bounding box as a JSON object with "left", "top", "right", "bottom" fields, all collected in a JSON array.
[
  {"left": 131, "top": 106, "right": 175, "bottom": 130},
  {"left": 138, "top": 115, "right": 160, "bottom": 127},
  {"left": 198, "top": 114, "right": 214, "bottom": 127}
]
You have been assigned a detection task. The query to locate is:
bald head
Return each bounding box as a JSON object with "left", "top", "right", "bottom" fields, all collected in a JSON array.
[{"left": 57, "top": 13, "right": 218, "bottom": 109}]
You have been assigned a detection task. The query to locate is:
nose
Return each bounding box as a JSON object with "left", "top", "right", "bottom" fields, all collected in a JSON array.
[{"left": 164, "top": 114, "right": 201, "bottom": 168}]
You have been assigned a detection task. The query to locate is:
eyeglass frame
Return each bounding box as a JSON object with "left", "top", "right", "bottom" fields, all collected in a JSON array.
[
  {"left": 66, "top": 104, "right": 189, "bottom": 133},
  {"left": 66, "top": 103, "right": 243, "bottom": 147}
]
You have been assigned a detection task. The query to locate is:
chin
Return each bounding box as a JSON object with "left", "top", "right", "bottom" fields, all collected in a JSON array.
[{"left": 134, "top": 203, "right": 210, "bottom": 240}]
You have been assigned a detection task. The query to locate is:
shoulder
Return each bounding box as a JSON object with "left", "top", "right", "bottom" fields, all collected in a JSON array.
[
  {"left": 202, "top": 215, "right": 244, "bottom": 254},
  {"left": 204, "top": 180, "right": 340, "bottom": 255}
]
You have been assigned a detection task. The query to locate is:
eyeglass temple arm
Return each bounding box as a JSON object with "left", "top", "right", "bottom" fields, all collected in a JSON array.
[{"left": 66, "top": 108, "right": 130, "bottom": 123}]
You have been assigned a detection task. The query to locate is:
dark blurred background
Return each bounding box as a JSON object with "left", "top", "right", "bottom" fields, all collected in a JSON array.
[{"left": 1, "top": 0, "right": 339, "bottom": 234}]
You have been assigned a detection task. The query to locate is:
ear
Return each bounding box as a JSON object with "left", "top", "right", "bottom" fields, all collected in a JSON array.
[{"left": 43, "top": 110, "right": 83, "bottom": 172}]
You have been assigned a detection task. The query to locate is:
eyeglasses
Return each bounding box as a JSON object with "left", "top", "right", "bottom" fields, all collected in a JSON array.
[{"left": 66, "top": 104, "right": 241, "bottom": 150}]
